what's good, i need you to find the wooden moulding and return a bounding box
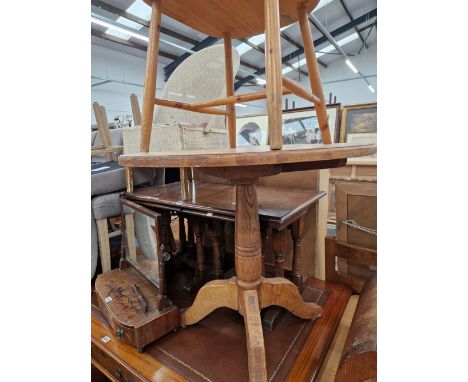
[95,265,178,352]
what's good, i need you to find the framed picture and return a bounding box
[236,114,269,146]
[339,103,377,143]
[236,103,341,146]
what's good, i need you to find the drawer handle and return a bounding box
[115,368,122,379]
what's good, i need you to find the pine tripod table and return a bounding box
[121,0,377,380]
[119,145,376,381]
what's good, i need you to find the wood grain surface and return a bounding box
[142,0,320,39]
[119,143,377,168]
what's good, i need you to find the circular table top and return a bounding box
[118,143,377,168]
[144,0,320,39]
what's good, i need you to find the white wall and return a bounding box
[91,44,165,125]
[91,41,376,123]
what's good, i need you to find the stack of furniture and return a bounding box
[91,102,123,161]
[92,1,376,381]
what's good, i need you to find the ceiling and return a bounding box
[91,0,377,90]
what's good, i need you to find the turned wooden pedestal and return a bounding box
[179,177,322,381]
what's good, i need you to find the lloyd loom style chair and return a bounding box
[118,1,377,381]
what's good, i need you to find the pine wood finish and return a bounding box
[142,0,320,39]
[297,6,331,144]
[265,0,284,149]
[130,94,142,126]
[92,103,123,160]
[119,144,376,169]
[140,0,162,153]
[224,32,236,148]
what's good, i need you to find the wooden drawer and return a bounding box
[92,341,144,382]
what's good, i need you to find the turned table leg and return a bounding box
[183,219,206,294]
[178,214,187,254]
[291,217,305,291]
[209,222,224,279]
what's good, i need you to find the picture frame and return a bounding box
[235,103,342,146]
[339,103,377,144]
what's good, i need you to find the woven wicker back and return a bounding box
[155,45,240,149]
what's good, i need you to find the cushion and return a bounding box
[94,128,123,146]
[91,192,122,220]
[91,162,126,197]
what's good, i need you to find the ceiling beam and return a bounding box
[309,14,374,92]
[338,0,368,49]
[280,32,327,69]
[239,38,310,76]
[234,8,377,90]
[357,23,375,55]
[91,0,199,45]
[91,29,178,60]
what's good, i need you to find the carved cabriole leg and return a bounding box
[290,217,305,291]
[140,0,162,152]
[259,278,322,319]
[240,289,267,382]
[297,4,332,144]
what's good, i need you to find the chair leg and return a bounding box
[264,0,283,150]
[297,5,332,144]
[96,218,111,273]
[290,217,305,291]
[140,0,162,152]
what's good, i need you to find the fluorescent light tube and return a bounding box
[255,78,266,85]
[345,59,358,74]
[368,85,375,93]
[92,16,149,42]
